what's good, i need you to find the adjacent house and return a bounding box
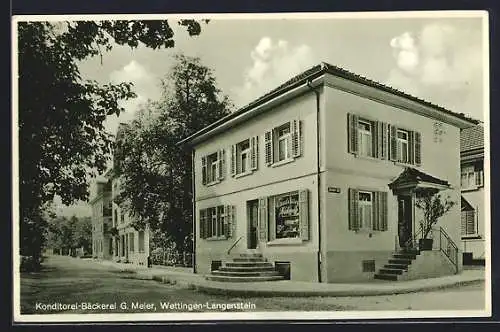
[460,125,485,264]
[178,62,478,283]
[89,178,113,260]
[108,123,151,266]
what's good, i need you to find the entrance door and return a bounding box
[247,200,259,249]
[398,196,413,249]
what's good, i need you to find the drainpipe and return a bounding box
[191,149,197,273]
[307,80,322,283]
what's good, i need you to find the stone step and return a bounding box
[384,263,409,270]
[225,261,274,268]
[211,270,280,277]
[388,258,412,265]
[379,268,404,275]
[232,257,267,262]
[393,253,417,260]
[205,275,285,282]
[219,266,276,273]
[239,253,263,258]
[374,273,398,281]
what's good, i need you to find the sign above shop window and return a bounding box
[328,187,341,193]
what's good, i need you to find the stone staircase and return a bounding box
[206,252,285,282]
[374,249,420,281]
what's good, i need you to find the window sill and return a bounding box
[266,238,303,246]
[205,236,228,241]
[353,229,385,235]
[234,171,253,179]
[462,186,480,192]
[205,180,221,187]
[462,235,482,240]
[393,161,417,167]
[354,154,380,162]
[271,158,294,168]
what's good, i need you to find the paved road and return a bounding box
[20,255,486,315]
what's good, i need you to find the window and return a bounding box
[202,149,225,185]
[260,190,309,242]
[461,165,483,190]
[348,188,388,232]
[358,191,373,230]
[358,120,374,157]
[397,129,409,163]
[129,233,135,252]
[138,231,145,252]
[120,213,125,224]
[348,113,421,166]
[231,137,258,176]
[114,210,118,227]
[200,205,235,239]
[265,119,302,166]
[274,191,300,239]
[461,208,477,236]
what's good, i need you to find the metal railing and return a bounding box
[226,236,243,255]
[438,226,459,274]
[150,251,194,268]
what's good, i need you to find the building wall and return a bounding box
[461,173,486,259]
[321,84,463,280]
[194,91,321,282]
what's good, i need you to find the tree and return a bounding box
[46,215,93,255]
[115,54,233,253]
[415,192,455,239]
[17,19,207,266]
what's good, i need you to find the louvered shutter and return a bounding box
[379,122,388,159]
[230,145,236,176]
[389,125,397,161]
[218,149,225,180]
[372,192,379,231]
[265,131,273,166]
[201,156,207,185]
[299,190,310,241]
[408,131,415,165]
[476,170,484,187]
[258,197,268,242]
[414,131,422,166]
[461,211,467,235]
[199,209,206,239]
[379,191,388,231]
[372,121,379,158]
[348,188,359,231]
[230,206,236,238]
[348,113,359,154]
[251,136,258,170]
[292,119,302,158]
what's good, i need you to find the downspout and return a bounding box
[191,149,197,273]
[307,80,322,283]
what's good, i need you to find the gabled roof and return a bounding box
[461,125,484,152]
[389,167,450,189]
[178,62,480,146]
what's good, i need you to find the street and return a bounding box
[20,255,486,314]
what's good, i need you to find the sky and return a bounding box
[60,12,487,216]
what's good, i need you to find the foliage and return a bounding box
[415,192,455,239]
[17,19,206,263]
[46,215,93,254]
[114,54,233,253]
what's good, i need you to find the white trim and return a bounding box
[271,158,294,168]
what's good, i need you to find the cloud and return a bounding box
[386,23,484,120]
[233,37,318,107]
[105,60,161,134]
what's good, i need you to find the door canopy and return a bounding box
[388,167,451,196]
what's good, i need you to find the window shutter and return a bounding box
[348,113,359,154]
[218,149,225,180]
[348,188,359,231]
[265,131,273,166]
[230,144,236,176]
[476,170,483,187]
[372,121,378,158]
[224,205,230,238]
[299,190,310,241]
[372,192,379,231]
[292,119,302,158]
[379,122,388,159]
[230,206,236,238]
[201,156,207,185]
[379,191,388,231]
[461,211,467,235]
[258,197,268,242]
[408,131,415,165]
[414,131,422,166]
[251,136,258,170]
[268,199,276,241]
[389,125,397,161]
[199,209,206,239]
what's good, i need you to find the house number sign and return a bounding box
[328,187,341,193]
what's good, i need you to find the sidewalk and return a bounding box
[93,258,485,297]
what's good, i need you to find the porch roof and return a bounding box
[388,167,450,191]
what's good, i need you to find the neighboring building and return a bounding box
[460,125,485,264]
[89,178,113,260]
[178,62,478,283]
[108,123,151,266]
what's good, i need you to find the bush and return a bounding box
[20,255,37,272]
